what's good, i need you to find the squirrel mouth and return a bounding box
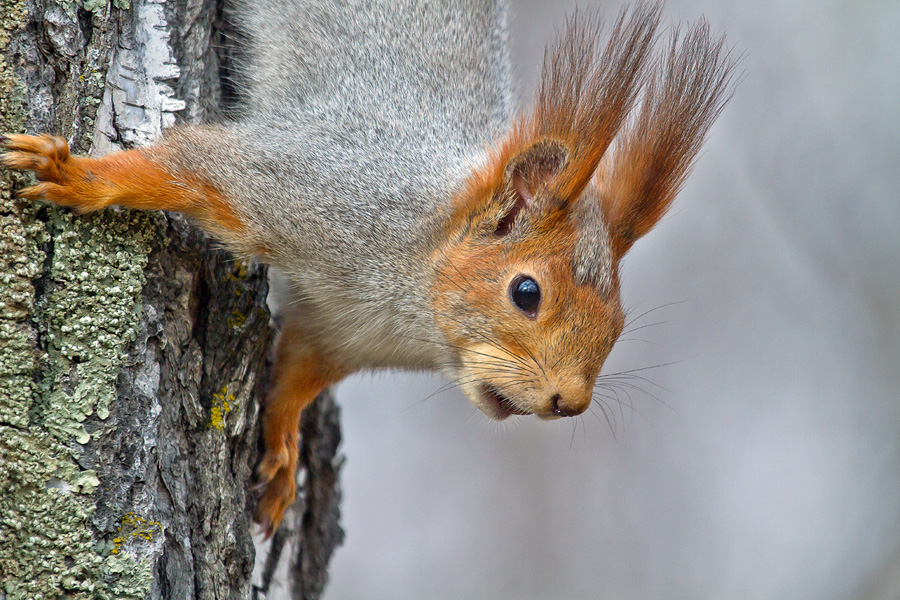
[480,384,530,420]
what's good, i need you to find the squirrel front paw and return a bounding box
[1,133,109,213]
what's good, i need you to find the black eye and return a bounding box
[509,275,541,317]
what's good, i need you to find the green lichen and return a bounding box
[82,0,105,12]
[0,425,107,599]
[0,206,160,600]
[0,210,42,429]
[0,207,159,599]
[0,2,156,596]
[0,0,38,433]
[38,209,151,443]
[0,0,26,134]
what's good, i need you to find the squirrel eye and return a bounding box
[509,275,541,316]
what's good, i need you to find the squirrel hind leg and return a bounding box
[254,319,346,538]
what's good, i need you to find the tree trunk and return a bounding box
[0,0,343,598]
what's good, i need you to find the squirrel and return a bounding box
[1,0,736,537]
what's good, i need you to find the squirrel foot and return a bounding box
[253,328,343,539]
[254,451,298,539]
[254,407,302,538]
[256,426,296,485]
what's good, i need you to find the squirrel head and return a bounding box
[428,5,736,420]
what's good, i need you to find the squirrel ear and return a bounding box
[599,21,738,259]
[507,141,569,207]
[492,141,567,236]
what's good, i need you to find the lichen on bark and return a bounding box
[0,207,160,600]
[0,1,160,597]
[1,0,344,597]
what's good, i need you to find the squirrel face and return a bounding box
[430,143,626,420]
[431,239,625,420]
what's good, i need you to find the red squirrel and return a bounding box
[1,1,736,537]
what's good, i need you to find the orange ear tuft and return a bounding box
[459,3,662,223]
[527,3,661,203]
[598,20,739,259]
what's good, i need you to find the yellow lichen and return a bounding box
[226,309,246,329]
[208,385,235,430]
[110,512,162,555]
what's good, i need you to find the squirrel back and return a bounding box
[232,0,514,226]
[236,0,513,144]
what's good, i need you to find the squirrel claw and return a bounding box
[255,443,291,484]
[0,133,69,163]
[0,134,98,211]
[253,464,296,540]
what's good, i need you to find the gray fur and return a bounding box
[572,193,615,294]
[162,0,513,371]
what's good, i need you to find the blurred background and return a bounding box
[322,1,900,598]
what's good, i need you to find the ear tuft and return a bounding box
[532,3,662,202]
[599,20,739,259]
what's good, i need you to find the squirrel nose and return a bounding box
[550,394,582,418]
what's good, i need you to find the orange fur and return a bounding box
[255,320,346,539]
[598,22,738,258]
[0,134,243,234]
[430,207,624,418]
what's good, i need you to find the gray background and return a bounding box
[323,1,900,598]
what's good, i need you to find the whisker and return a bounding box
[440,315,535,370]
[435,268,470,294]
[601,359,681,377]
[590,401,618,439]
[621,319,674,336]
[622,299,690,330]
[399,333,534,373]
[601,372,671,393]
[613,336,659,346]
[596,384,631,425]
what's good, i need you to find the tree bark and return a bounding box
[0,0,343,598]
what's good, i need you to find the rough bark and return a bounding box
[0,0,343,598]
